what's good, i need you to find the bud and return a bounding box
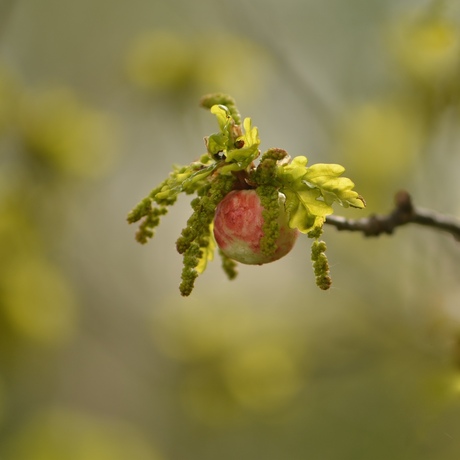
[213,189,298,265]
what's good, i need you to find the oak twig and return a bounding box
[326,190,460,242]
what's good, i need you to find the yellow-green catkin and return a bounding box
[219,249,238,280]
[177,174,235,296]
[311,240,331,290]
[256,185,280,257]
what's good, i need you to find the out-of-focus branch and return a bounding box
[326,190,460,241]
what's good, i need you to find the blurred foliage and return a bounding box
[125,29,272,100]
[152,300,308,424]
[17,87,117,178]
[0,70,117,180]
[388,8,460,98]
[0,42,121,455]
[0,67,118,347]
[2,255,77,345]
[1,407,162,460]
[335,99,425,206]
[333,2,460,209]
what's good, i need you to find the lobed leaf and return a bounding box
[283,189,323,233]
[206,132,228,156]
[278,156,364,233]
[210,104,231,130]
[304,163,365,208]
[206,107,261,175]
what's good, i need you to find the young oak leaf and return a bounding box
[225,119,260,163]
[210,107,261,175]
[303,163,366,208]
[206,133,228,156]
[211,104,231,130]
[277,156,365,233]
[283,188,323,233]
[276,156,320,232]
[206,105,233,156]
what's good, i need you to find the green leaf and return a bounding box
[195,223,216,274]
[205,105,235,156]
[241,117,260,148]
[204,108,261,175]
[278,155,309,184]
[206,132,228,155]
[283,187,329,233]
[224,117,260,169]
[210,104,231,131]
[296,187,333,216]
[226,145,256,163]
[304,163,345,178]
[278,156,365,233]
[303,163,365,208]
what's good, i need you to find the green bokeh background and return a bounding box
[1,0,460,458]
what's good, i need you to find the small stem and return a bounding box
[231,169,256,190]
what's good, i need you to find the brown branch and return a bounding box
[325,190,460,242]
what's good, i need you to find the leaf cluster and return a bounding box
[127,93,365,295]
[277,156,365,234]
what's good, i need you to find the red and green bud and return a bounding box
[213,189,298,265]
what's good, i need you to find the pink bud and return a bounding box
[213,189,298,265]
